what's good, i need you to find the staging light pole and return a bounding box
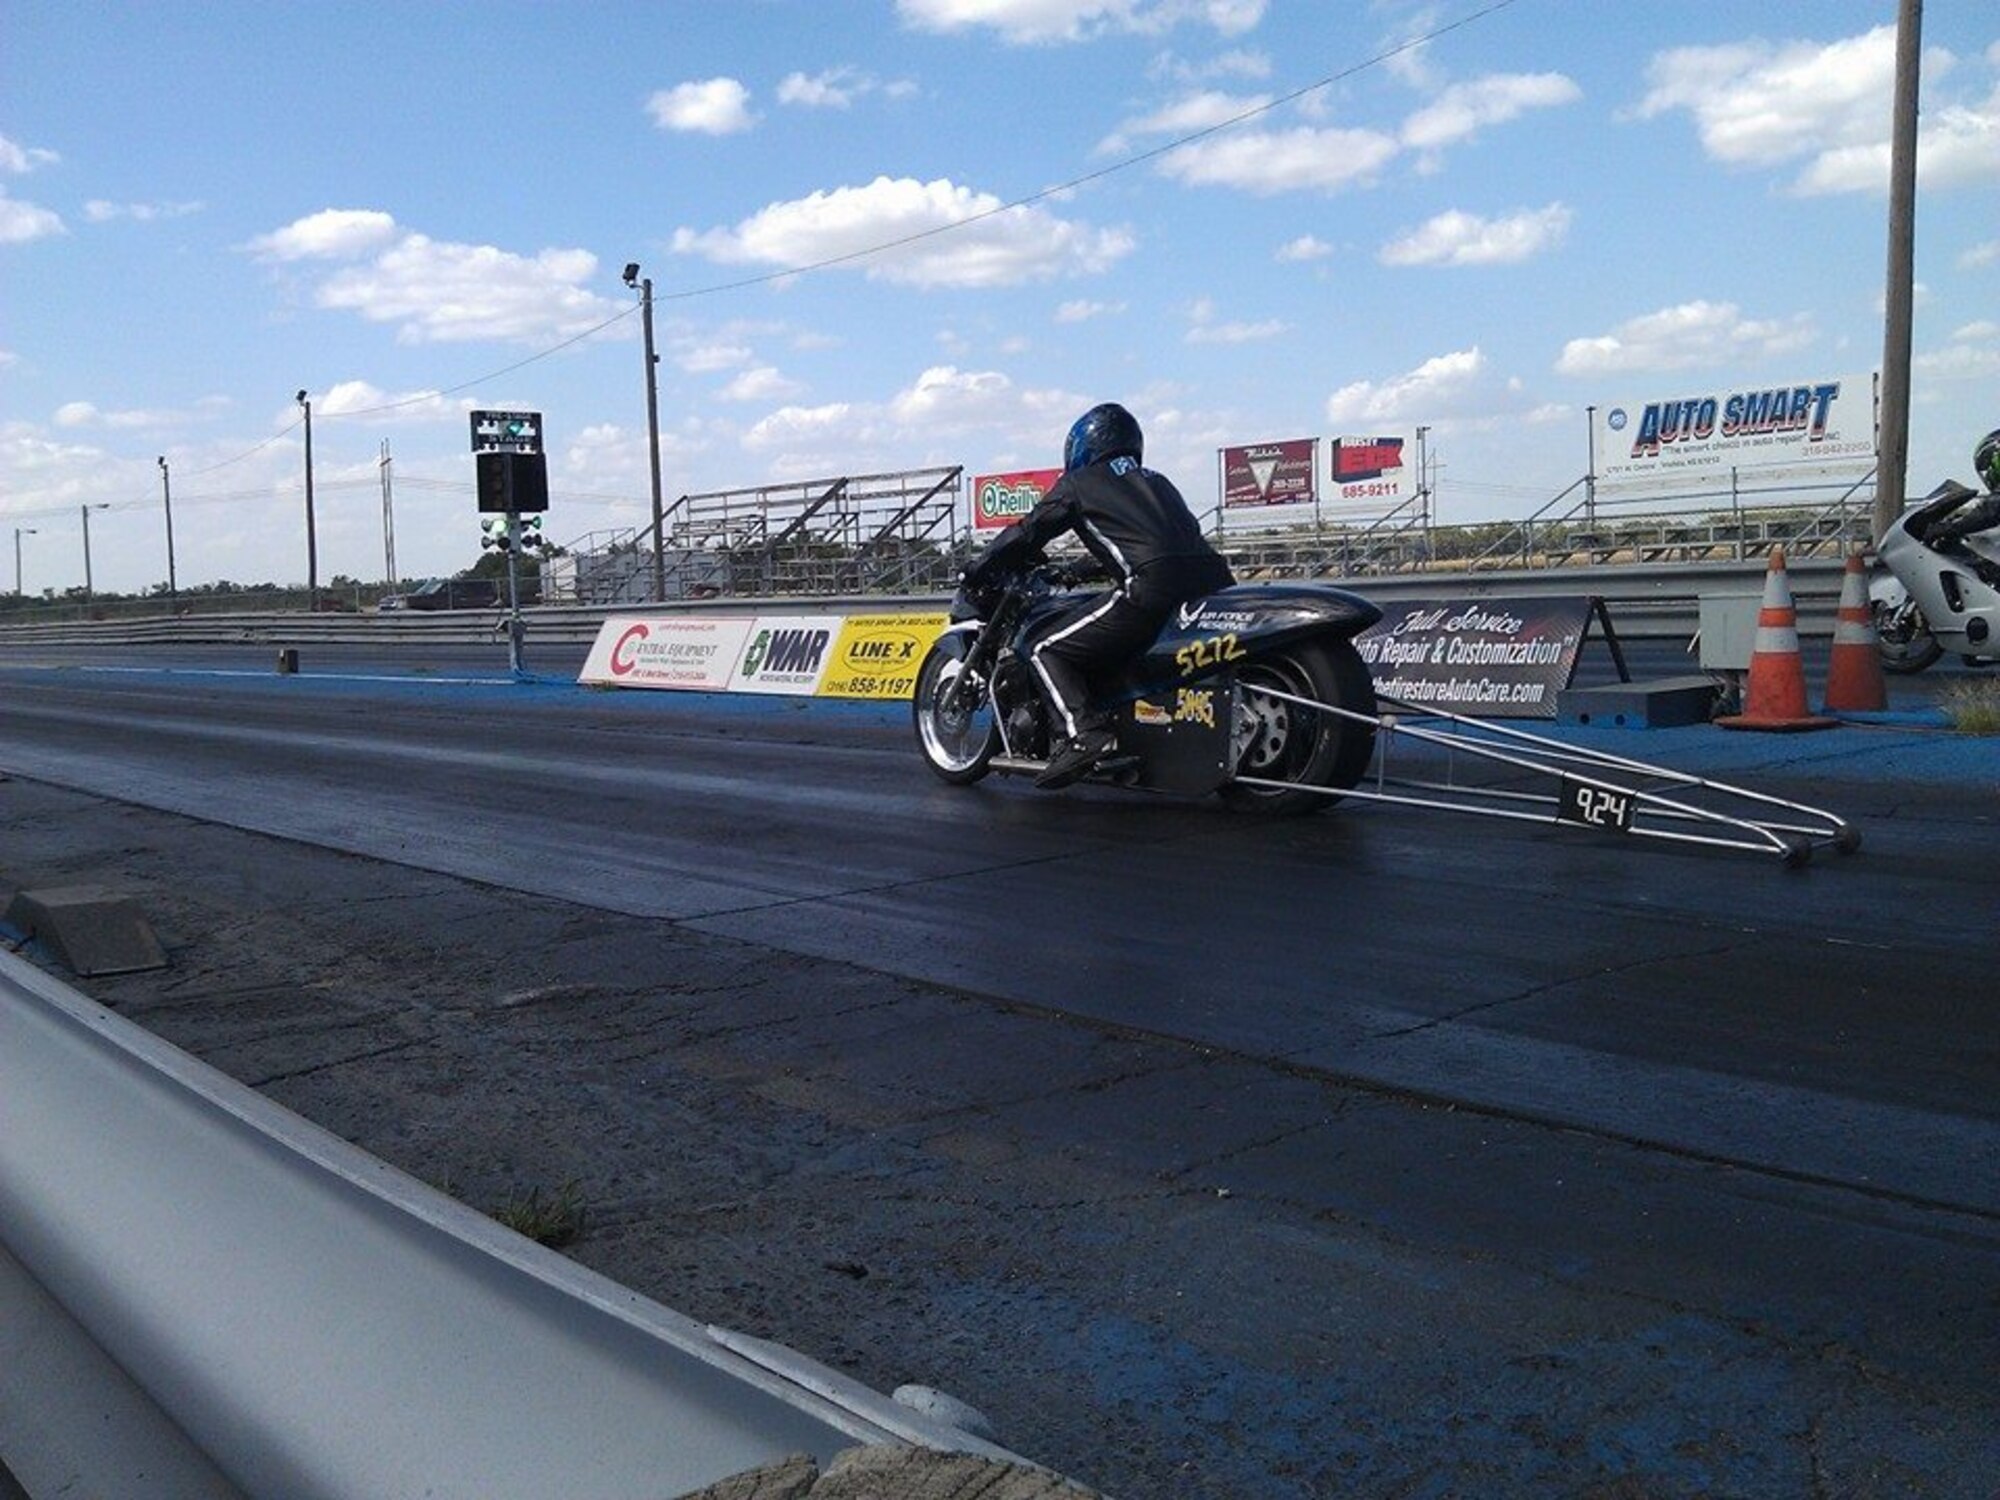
[158,455,178,603]
[80,502,109,601]
[296,389,320,609]
[13,527,36,596]
[623,261,667,603]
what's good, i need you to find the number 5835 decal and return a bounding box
[1174,632,1247,676]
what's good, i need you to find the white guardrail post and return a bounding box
[0,950,1012,1499]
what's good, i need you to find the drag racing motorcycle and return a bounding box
[912,560,1381,813]
[1871,479,2000,673]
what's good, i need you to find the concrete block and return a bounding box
[3,886,167,976]
[1557,675,1720,729]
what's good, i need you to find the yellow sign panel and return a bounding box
[816,612,949,700]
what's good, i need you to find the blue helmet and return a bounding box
[1063,402,1143,473]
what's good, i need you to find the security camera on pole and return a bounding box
[470,409,549,678]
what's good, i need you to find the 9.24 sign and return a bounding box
[1557,775,1635,833]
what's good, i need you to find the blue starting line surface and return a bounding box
[9,661,1994,789]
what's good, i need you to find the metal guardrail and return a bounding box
[0,559,1855,655]
[0,949,1010,1498]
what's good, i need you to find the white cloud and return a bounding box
[53,399,217,430]
[676,342,753,373]
[0,135,59,173]
[1055,298,1124,322]
[0,190,64,243]
[1554,300,1816,376]
[249,208,400,261]
[721,366,805,402]
[1275,235,1332,262]
[314,380,461,422]
[1913,343,2000,382]
[248,212,622,344]
[1379,204,1570,267]
[1959,239,2000,268]
[1148,47,1271,84]
[896,0,1264,45]
[1097,89,1271,155]
[1187,298,1284,343]
[1952,320,2000,342]
[1160,125,1399,194]
[1793,84,2000,195]
[778,68,906,109]
[647,78,757,135]
[672,175,1134,288]
[84,199,203,223]
[1400,72,1582,152]
[1635,27,2000,196]
[315,235,619,343]
[1187,318,1284,344]
[1327,348,1488,424]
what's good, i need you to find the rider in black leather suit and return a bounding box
[963,403,1234,788]
[1929,427,2000,586]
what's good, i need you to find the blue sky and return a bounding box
[3,0,1996,597]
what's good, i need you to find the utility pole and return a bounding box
[80,503,108,600]
[13,527,35,595]
[1874,0,1922,544]
[158,456,178,603]
[379,439,398,585]
[296,390,320,609]
[624,262,667,602]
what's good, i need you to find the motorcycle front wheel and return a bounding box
[1873,597,1942,674]
[1219,640,1378,815]
[912,640,1000,784]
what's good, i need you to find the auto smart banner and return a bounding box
[972,468,1061,529]
[1596,373,1876,487]
[1221,439,1317,508]
[1355,597,1595,719]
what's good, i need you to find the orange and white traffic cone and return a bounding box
[1822,550,1888,713]
[1716,547,1837,732]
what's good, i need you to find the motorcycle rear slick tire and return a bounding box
[912,639,1000,785]
[1219,640,1377,815]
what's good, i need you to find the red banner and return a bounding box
[1330,435,1410,503]
[971,468,1061,529]
[1221,439,1317,508]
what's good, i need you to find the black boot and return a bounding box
[1035,725,1118,789]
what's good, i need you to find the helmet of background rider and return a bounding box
[1062,403,1144,474]
[1976,428,2000,492]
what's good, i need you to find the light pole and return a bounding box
[296,389,319,609]
[81,502,109,601]
[1874,0,1922,544]
[13,527,35,595]
[623,261,666,602]
[158,455,178,603]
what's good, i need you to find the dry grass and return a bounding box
[1941,677,2000,734]
[492,1180,588,1248]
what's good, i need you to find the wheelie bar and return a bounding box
[1233,683,1860,868]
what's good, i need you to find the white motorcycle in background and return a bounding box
[1870,479,2000,673]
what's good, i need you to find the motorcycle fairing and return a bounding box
[1012,580,1381,706]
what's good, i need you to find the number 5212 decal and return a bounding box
[1175,632,1247,676]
